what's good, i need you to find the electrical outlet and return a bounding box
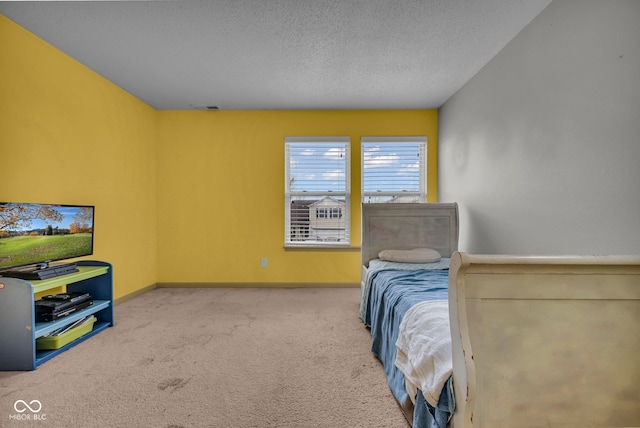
[260,258,267,268]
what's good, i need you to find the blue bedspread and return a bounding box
[366,268,453,428]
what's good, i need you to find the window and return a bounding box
[361,137,426,203]
[285,137,350,246]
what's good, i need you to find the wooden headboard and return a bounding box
[361,203,459,267]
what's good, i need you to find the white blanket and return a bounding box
[395,300,452,407]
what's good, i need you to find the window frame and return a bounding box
[361,136,427,204]
[284,137,351,247]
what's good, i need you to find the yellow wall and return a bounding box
[156,110,438,284]
[0,15,158,300]
[1,15,439,294]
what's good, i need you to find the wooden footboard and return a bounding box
[448,252,640,428]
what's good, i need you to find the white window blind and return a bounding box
[285,137,350,246]
[361,137,426,203]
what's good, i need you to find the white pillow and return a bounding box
[378,248,442,264]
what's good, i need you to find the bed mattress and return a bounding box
[362,260,454,428]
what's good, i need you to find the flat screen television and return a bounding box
[0,202,95,272]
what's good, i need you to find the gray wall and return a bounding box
[438,0,640,255]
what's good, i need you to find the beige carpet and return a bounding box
[0,288,408,428]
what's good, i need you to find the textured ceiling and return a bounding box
[0,0,551,110]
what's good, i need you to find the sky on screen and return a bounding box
[14,205,83,231]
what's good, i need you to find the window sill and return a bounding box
[284,245,361,252]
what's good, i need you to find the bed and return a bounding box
[360,202,459,427]
[360,203,640,428]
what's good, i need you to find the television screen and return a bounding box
[0,202,95,270]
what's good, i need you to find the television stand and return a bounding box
[0,261,113,370]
